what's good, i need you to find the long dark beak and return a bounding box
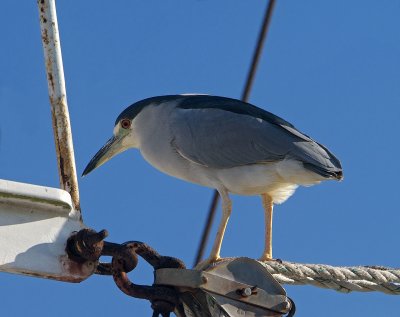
[82,135,125,176]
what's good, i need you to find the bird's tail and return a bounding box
[297,140,343,181]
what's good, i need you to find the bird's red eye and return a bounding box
[120,119,131,129]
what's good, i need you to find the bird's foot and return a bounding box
[258,254,282,263]
[258,253,274,262]
[194,256,224,271]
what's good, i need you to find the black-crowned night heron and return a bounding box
[83,95,343,267]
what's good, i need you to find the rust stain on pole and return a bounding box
[37,0,81,212]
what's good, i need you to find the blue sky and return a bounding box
[1,1,399,316]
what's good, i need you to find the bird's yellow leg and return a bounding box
[260,193,274,261]
[195,189,232,270]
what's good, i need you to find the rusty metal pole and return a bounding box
[37,0,81,212]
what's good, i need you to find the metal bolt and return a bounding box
[237,285,258,297]
[242,288,252,297]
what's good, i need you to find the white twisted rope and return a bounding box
[211,258,400,294]
[260,260,400,295]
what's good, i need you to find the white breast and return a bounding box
[132,104,214,186]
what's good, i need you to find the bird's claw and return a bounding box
[194,256,224,271]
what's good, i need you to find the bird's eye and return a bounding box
[120,119,131,129]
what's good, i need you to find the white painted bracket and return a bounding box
[0,179,95,282]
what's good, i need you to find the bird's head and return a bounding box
[82,107,140,177]
[82,95,192,176]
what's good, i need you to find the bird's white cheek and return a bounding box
[121,131,139,149]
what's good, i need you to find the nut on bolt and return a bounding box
[66,228,108,263]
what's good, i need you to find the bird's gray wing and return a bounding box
[169,102,342,179]
[170,107,294,168]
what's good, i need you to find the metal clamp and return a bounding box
[155,258,295,317]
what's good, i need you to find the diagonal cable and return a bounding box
[193,0,277,267]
